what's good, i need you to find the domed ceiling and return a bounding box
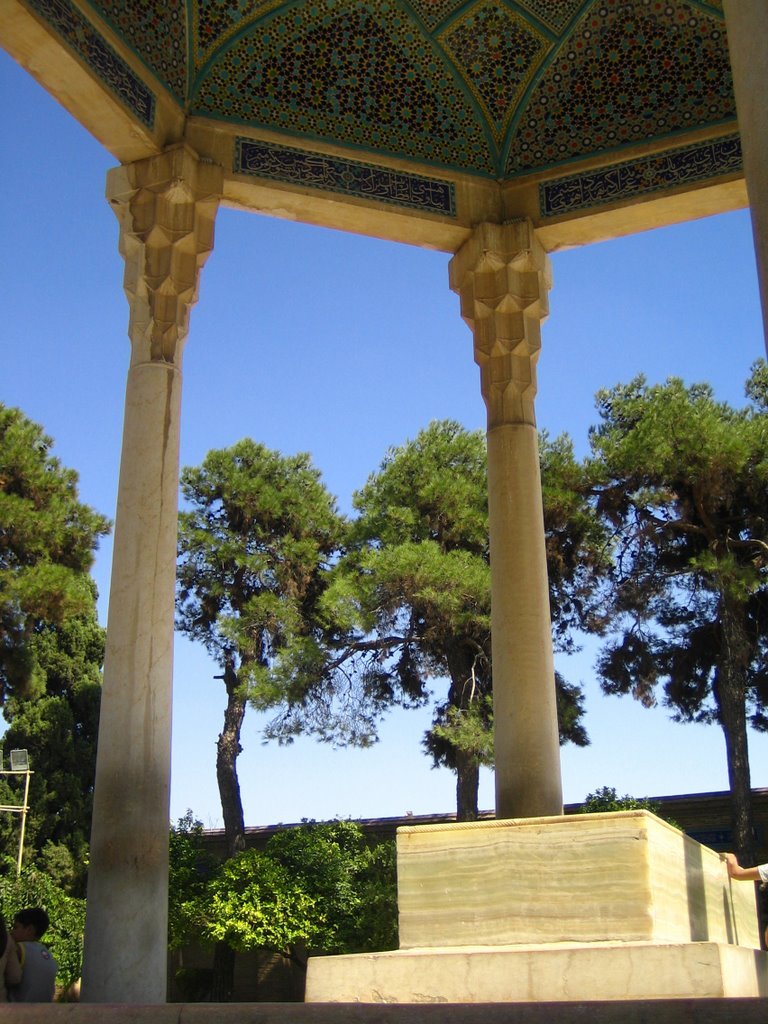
[22,0,734,182]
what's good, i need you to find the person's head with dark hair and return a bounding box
[11,908,49,941]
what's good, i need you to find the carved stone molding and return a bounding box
[107,145,223,364]
[449,219,552,428]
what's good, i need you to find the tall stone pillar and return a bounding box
[723,0,768,349]
[81,145,222,1004]
[449,220,562,820]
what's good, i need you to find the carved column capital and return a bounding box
[449,220,552,428]
[106,145,223,365]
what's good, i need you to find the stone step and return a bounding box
[5,1002,768,1024]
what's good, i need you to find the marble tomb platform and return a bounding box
[305,811,768,1003]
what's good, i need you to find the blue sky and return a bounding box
[2,48,766,829]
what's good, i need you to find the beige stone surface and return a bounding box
[723,1,768,347]
[2,0,749,258]
[81,148,222,1004]
[305,942,768,1003]
[0,0,182,161]
[5,1001,768,1023]
[307,813,767,1003]
[449,223,562,822]
[396,812,759,949]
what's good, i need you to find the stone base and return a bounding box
[395,811,760,948]
[306,812,768,1003]
[305,941,768,1003]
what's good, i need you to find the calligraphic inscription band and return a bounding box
[540,134,743,218]
[234,138,457,217]
[25,0,156,127]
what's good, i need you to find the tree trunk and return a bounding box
[719,684,754,864]
[211,658,247,1001]
[718,683,755,864]
[446,651,485,822]
[456,750,480,822]
[216,659,247,857]
[210,942,236,1002]
[716,598,755,865]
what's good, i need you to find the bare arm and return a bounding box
[4,936,22,987]
[725,853,762,881]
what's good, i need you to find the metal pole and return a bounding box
[16,770,31,877]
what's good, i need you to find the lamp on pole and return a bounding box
[0,749,33,876]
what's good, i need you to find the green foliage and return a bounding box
[349,420,489,553]
[0,868,85,989]
[579,787,680,830]
[588,363,768,859]
[345,837,398,953]
[555,674,589,748]
[298,421,604,817]
[177,440,343,670]
[0,404,110,699]
[177,439,345,717]
[177,440,345,850]
[429,696,495,767]
[0,602,103,891]
[171,819,398,960]
[168,811,219,950]
[0,404,107,887]
[540,431,613,653]
[579,786,661,815]
[263,820,398,954]
[203,850,320,954]
[267,424,490,750]
[315,421,493,816]
[590,366,768,713]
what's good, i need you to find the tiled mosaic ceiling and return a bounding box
[75,0,733,180]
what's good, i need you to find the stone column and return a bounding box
[723,0,768,349]
[81,145,222,1004]
[449,220,562,820]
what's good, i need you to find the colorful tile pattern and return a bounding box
[235,137,457,215]
[193,0,495,175]
[194,0,262,55]
[191,0,283,69]
[539,132,742,216]
[440,1,548,143]
[86,0,187,101]
[517,0,586,34]
[505,0,735,177]
[29,0,156,125]
[407,0,473,33]
[35,0,736,197]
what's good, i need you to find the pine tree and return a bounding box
[0,403,109,887]
[589,363,768,862]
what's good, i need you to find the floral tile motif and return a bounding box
[504,0,734,177]
[440,1,549,143]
